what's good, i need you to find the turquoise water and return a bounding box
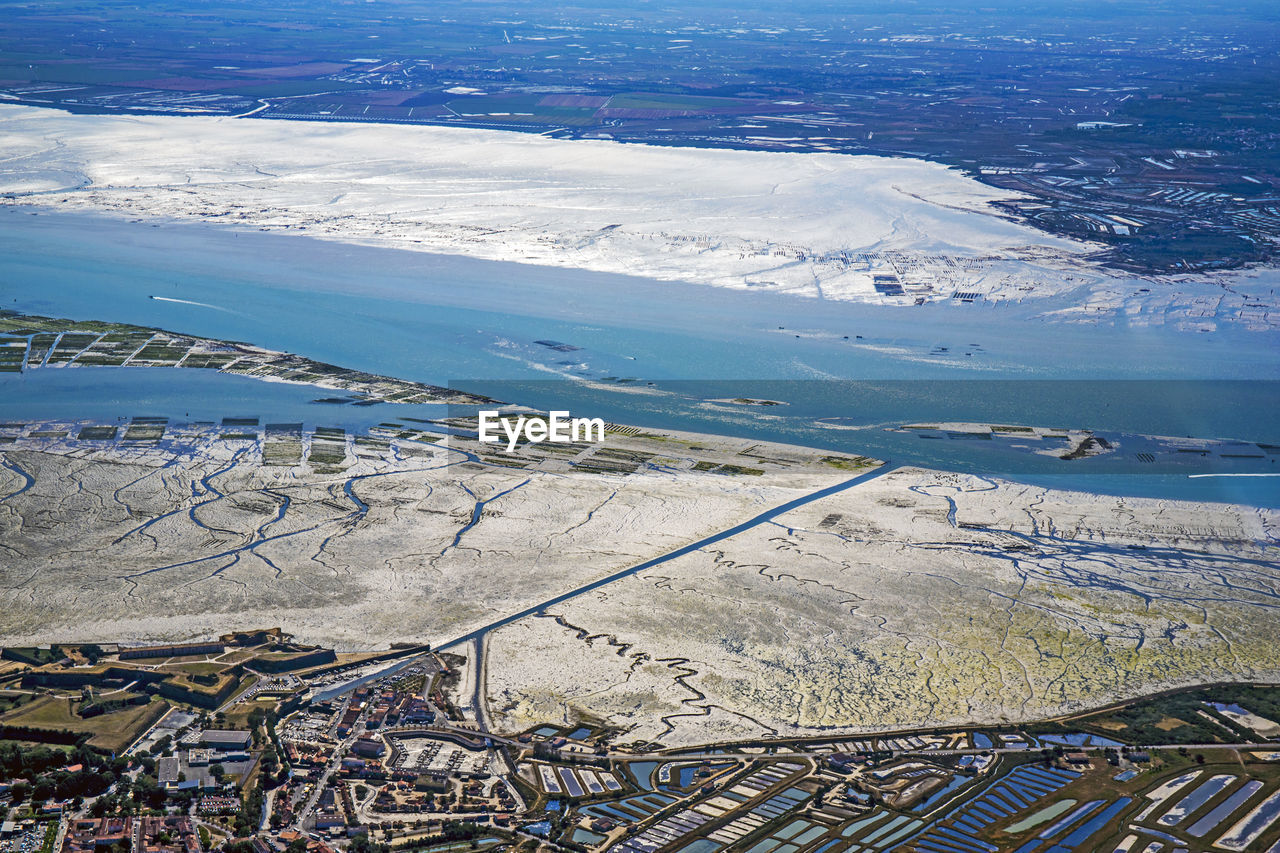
[0,365,447,430]
[910,774,972,813]
[1036,733,1125,748]
[6,209,1278,383]
[625,762,659,791]
[673,841,721,853]
[3,208,1279,505]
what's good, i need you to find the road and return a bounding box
[260,788,275,833]
[408,724,1275,762]
[50,815,67,853]
[291,724,364,831]
[297,464,895,746]
[411,464,895,733]
[309,652,437,705]
[434,464,896,655]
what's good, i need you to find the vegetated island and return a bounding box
[0,310,494,406]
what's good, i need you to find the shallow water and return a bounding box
[2,207,1279,505]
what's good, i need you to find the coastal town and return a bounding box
[1,3,1278,853]
[4,633,1280,853]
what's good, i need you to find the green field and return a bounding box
[0,694,169,752]
[160,661,230,677]
[1031,684,1280,745]
[606,92,750,110]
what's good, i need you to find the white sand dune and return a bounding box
[0,103,1096,303]
[3,103,1277,328]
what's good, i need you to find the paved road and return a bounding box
[424,465,895,734]
[299,464,896,748]
[51,815,67,853]
[292,725,363,832]
[260,788,275,833]
[435,464,896,654]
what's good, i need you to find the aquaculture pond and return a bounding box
[626,762,660,791]
[1003,799,1077,834]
